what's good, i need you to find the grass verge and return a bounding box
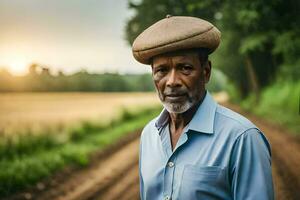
[240,81,300,134]
[0,106,162,197]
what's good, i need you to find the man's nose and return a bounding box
[166,69,181,87]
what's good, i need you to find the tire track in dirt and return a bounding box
[272,163,294,200]
[93,164,140,200]
[52,139,140,200]
[6,132,141,200]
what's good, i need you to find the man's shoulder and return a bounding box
[143,117,157,130]
[215,104,258,136]
[214,104,271,154]
[140,117,159,139]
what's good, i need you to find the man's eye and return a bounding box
[155,68,168,74]
[181,65,193,72]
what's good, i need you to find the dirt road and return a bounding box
[7,105,300,200]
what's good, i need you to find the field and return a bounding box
[0,92,161,197]
[0,92,160,136]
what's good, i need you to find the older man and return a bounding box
[132,16,274,200]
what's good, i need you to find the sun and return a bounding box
[8,59,29,76]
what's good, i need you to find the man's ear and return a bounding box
[204,61,212,83]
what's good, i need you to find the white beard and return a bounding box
[156,86,200,114]
[162,100,194,113]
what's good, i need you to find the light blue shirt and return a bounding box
[139,92,274,200]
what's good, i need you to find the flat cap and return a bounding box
[132,15,221,65]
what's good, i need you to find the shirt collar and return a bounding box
[155,91,217,134]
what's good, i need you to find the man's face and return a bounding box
[152,50,211,113]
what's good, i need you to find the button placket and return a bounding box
[163,153,178,200]
[162,126,188,200]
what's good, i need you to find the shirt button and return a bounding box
[164,195,171,200]
[167,161,174,168]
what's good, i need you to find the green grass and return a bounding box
[240,80,300,134]
[0,106,162,197]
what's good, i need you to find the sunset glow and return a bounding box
[9,62,28,76]
[5,57,29,76]
[0,0,148,76]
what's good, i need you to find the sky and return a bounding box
[0,0,150,76]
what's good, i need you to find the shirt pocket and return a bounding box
[178,165,229,200]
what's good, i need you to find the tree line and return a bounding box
[0,63,155,92]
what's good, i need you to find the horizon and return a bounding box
[0,62,152,77]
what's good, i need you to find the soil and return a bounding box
[4,104,300,200]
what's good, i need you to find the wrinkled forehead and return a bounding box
[152,49,200,67]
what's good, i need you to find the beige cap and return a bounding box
[132,15,221,65]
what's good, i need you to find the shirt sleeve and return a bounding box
[230,128,274,200]
[139,133,145,200]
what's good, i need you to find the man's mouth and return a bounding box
[164,93,187,101]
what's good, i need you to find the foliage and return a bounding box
[0,106,162,197]
[225,82,242,104]
[241,80,300,134]
[207,69,227,92]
